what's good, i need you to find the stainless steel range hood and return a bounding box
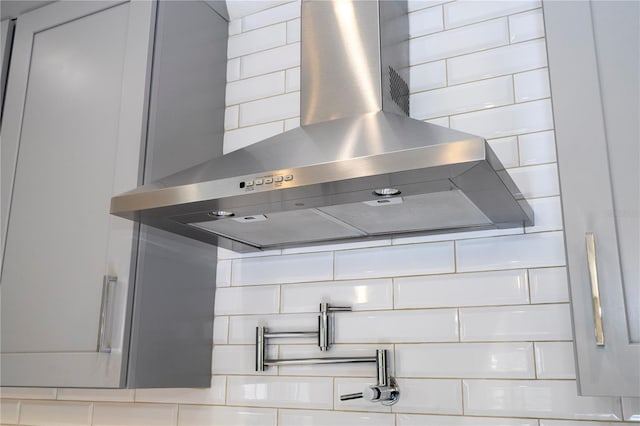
[111,0,533,252]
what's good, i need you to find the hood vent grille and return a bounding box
[389,66,410,116]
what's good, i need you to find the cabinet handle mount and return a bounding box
[97,275,117,353]
[585,232,605,346]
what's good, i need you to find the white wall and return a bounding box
[1,1,639,425]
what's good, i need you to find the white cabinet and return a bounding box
[1,0,153,388]
[1,0,226,388]
[544,1,639,396]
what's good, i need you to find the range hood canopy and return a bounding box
[111,0,533,252]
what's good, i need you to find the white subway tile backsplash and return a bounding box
[393,227,523,245]
[426,116,450,127]
[242,1,300,32]
[525,196,563,234]
[508,163,560,199]
[450,99,553,139]
[463,379,622,420]
[241,43,300,79]
[534,342,576,379]
[226,72,285,105]
[519,130,557,166]
[218,246,282,260]
[514,68,550,103]
[411,18,509,64]
[280,278,392,313]
[412,76,514,120]
[228,23,286,58]
[529,267,569,304]
[223,121,283,154]
[229,313,316,344]
[278,344,393,377]
[397,414,538,426]
[0,400,19,425]
[444,1,540,29]
[488,136,519,169]
[509,9,545,43]
[213,316,229,344]
[286,18,301,43]
[227,376,333,409]
[56,388,134,402]
[212,345,277,375]
[227,57,241,82]
[396,342,535,378]
[134,377,226,405]
[408,0,449,13]
[391,379,463,415]
[335,309,459,343]
[334,242,454,280]
[283,117,300,131]
[622,398,640,421]
[19,401,92,426]
[178,405,276,426]
[216,260,232,287]
[279,409,394,426]
[282,239,390,255]
[0,387,56,400]
[226,1,291,21]
[239,92,300,126]
[409,61,446,93]
[215,285,280,315]
[448,39,547,85]
[228,19,242,36]
[224,106,239,130]
[394,270,529,309]
[92,403,178,426]
[460,304,572,342]
[409,6,443,38]
[456,231,565,272]
[285,67,300,92]
[232,251,333,285]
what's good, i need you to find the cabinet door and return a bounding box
[0,1,154,387]
[544,1,640,396]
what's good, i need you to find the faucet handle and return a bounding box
[339,392,363,401]
[340,380,400,405]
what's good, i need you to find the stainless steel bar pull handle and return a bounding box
[585,232,605,346]
[97,275,117,353]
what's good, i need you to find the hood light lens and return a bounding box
[208,210,235,218]
[374,188,401,196]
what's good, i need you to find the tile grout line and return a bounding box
[460,378,465,415]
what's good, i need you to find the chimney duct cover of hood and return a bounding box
[111,0,533,252]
